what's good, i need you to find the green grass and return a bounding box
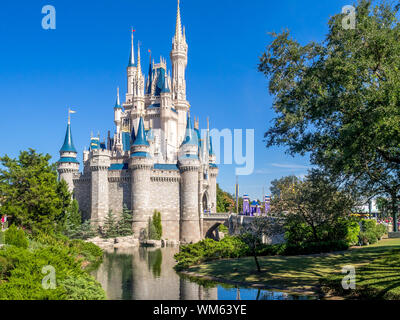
[321,248,400,299]
[186,238,400,294]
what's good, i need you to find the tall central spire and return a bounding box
[175,0,182,42]
[128,29,135,67]
[137,42,142,76]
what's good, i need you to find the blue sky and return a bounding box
[0,0,351,200]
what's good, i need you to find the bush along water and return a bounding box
[174,217,388,270]
[0,226,105,300]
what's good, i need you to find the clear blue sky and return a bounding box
[0,0,351,200]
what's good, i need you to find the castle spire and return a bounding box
[114,87,122,109]
[137,42,142,76]
[174,0,182,42]
[60,110,77,153]
[181,113,198,146]
[147,50,153,94]
[128,29,135,67]
[133,117,149,146]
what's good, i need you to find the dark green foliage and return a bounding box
[218,224,229,233]
[217,184,236,213]
[147,211,162,240]
[147,217,158,240]
[58,275,106,300]
[102,211,118,239]
[0,231,4,245]
[4,225,28,249]
[77,220,98,240]
[63,200,82,238]
[0,149,71,234]
[259,0,400,231]
[359,219,388,245]
[152,211,162,240]
[0,233,105,300]
[174,236,250,271]
[117,205,133,237]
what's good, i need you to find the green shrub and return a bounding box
[0,236,105,300]
[361,219,379,245]
[5,225,28,249]
[153,211,162,240]
[174,236,249,270]
[0,231,5,245]
[59,275,106,300]
[218,224,229,233]
[376,223,388,240]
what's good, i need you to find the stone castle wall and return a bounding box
[72,165,214,242]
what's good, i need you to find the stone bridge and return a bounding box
[202,213,255,240]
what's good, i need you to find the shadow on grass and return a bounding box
[187,241,400,294]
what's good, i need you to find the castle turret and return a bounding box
[178,115,201,243]
[90,143,111,224]
[171,0,188,101]
[114,87,123,152]
[129,116,153,238]
[208,119,218,213]
[127,30,137,98]
[57,111,80,193]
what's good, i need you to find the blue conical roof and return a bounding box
[181,115,198,146]
[209,134,215,156]
[60,123,77,153]
[132,117,149,146]
[146,60,153,94]
[131,124,136,144]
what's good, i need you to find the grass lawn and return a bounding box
[185,238,400,295]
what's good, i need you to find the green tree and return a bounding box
[117,205,134,237]
[0,149,71,234]
[78,220,97,240]
[239,216,283,272]
[63,200,82,238]
[216,184,235,213]
[259,0,400,231]
[270,175,300,199]
[102,211,118,239]
[152,211,162,240]
[271,171,359,243]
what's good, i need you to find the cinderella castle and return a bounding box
[56,1,218,244]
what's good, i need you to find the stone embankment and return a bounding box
[86,236,180,250]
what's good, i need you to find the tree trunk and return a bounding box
[253,250,261,272]
[392,197,398,232]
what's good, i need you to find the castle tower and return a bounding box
[127,29,137,98]
[208,119,218,213]
[114,87,123,152]
[178,115,201,243]
[57,110,80,194]
[171,0,190,145]
[130,116,154,238]
[90,144,111,224]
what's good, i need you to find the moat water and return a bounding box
[92,247,317,300]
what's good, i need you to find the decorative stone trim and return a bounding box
[90,166,109,171]
[151,176,180,183]
[108,176,131,183]
[179,166,200,173]
[58,168,79,174]
[130,164,153,170]
[73,177,91,184]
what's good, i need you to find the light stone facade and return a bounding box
[57,1,218,244]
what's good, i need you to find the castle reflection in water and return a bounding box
[92,247,218,300]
